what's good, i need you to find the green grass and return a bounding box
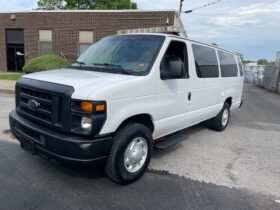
[0,73,24,81]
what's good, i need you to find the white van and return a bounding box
[9,33,244,184]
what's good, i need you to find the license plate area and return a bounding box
[20,137,35,154]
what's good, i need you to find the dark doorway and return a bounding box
[6,29,25,72]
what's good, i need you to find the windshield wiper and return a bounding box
[74,60,85,65]
[74,60,85,69]
[92,63,132,75]
[92,63,122,68]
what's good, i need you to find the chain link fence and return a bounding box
[244,64,280,93]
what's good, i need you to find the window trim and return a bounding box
[160,40,189,80]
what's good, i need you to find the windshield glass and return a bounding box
[71,35,165,75]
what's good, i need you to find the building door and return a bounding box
[6,29,25,72]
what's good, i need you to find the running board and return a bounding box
[154,131,188,150]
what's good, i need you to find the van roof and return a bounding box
[117,33,239,56]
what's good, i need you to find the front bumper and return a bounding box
[9,110,112,165]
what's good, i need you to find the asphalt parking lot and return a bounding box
[0,83,280,209]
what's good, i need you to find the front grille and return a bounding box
[19,87,54,124]
[16,78,74,132]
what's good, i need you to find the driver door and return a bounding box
[156,40,193,137]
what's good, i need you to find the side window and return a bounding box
[192,44,219,78]
[237,56,243,76]
[160,41,188,79]
[218,51,238,77]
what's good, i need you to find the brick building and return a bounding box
[0,10,184,72]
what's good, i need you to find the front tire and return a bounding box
[211,103,230,131]
[105,123,153,184]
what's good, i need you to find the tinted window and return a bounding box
[237,56,243,76]
[160,41,188,78]
[192,44,219,78]
[218,51,238,77]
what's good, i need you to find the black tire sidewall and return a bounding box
[107,123,153,184]
[220,103,230,130]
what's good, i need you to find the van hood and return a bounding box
[22,68,136,100]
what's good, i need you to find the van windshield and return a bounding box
[71,35,165,75]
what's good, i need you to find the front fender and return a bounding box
[99,96,157,135]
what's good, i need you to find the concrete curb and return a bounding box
[0,88,15,94]
[0,80,16,94]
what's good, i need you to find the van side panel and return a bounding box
[155,40,243,139]
[155,39,223,138]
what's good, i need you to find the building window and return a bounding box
[39,30,52,55]
[79,31,94,55]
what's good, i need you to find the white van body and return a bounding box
[10,33,244,184]
[24,34,244,138]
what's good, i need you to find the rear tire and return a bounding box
[105,123,153,185]
[211,103,230,131]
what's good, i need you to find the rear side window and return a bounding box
[237,56,243,76]
[192,44,219,78]
[218,51,238,77]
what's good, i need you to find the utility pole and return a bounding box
[179,0,184,13]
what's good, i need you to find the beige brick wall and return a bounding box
[0,11,175,71]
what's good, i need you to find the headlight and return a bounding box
[81,117,92,131]
[71,100,106,135]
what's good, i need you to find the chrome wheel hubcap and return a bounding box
[124,137,148,173]
[222,109,229,127]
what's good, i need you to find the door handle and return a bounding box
[188,92,192,102]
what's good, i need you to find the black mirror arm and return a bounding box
[160,70,170,80]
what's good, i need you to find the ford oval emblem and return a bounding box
[28,99,40,110]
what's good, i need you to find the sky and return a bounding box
[0,0,279,61]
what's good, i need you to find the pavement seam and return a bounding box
[147,168,280,200]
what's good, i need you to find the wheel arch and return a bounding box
[225,97,232,107]
[115,114,154,134]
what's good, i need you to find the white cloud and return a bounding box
[0,0,37,11]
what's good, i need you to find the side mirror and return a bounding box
[161,56,185,80]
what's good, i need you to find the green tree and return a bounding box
[37,0,64,9]
[37,0,137,10]
[238,53,254,64]
[268,61,276,66]
[242,60,253,64]
[257,59,268,65]
[211,43,218,46]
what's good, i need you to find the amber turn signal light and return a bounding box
[80,102,93,112]
[95,104,105,112]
